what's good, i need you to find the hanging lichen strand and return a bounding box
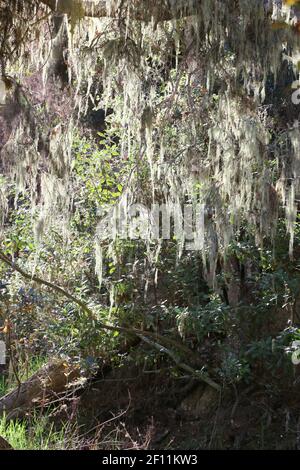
[0,1,300,284]
[88,0,300,285]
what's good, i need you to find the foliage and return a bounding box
[2,0,300,450]
[0,413,73,450]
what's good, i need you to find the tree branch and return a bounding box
[0,250,220,390]
[38,0,200,22]
[140,335,221,391]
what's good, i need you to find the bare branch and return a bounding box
[0,250,220,389]
[139,335,221,391]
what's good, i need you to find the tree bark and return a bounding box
[0,359,79,419]
[0,436,13,450]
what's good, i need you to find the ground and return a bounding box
[72,360,300,450]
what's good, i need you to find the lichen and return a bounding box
[1,0,300,289]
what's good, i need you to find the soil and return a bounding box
[74,361,300,450]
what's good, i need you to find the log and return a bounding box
[0,359,79,420]
[0,436,13,450]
